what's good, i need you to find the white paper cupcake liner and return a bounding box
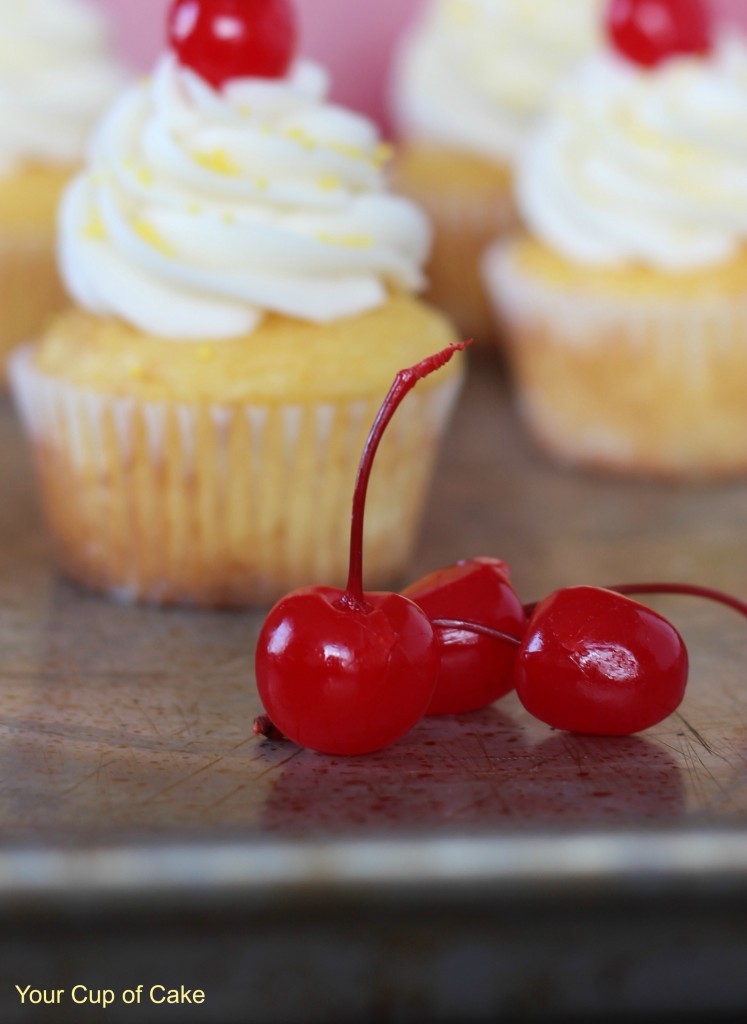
[10,345,464,606]
[484,240,747,477]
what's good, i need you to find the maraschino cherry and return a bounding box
[607,0,712,68]
[255,342,468,756]
[403,558,527,716]
[169,0,298,89]
[515,586,689,737]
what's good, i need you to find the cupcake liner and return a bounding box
[394,165,517,343]
[0,233,67,383]
[10,346,463,607]
[484,240,747,478]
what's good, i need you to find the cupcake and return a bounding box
[484,0,747,478]
[0,0,124,377]
[391,0,603,341]
[10,0,463,608]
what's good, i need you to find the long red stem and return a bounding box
[524,583,747,620]
[605,582,747,618]
[432,618,522,648]
[339,341,470,612]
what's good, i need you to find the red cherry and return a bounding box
[516,586,689,737]
[403,557,527,716]
[255,342,468,756]
[168,0,298,89]
[607,0,712,69]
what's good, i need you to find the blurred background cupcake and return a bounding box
[485,0,747,478]
[390,0,604,342]
[10,0,463,608]
[0,0,125,379]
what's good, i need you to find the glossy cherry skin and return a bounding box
[168,0,298,89]
[516,586,689,736]
[404,558,527,716]
[607,0,712,69]
[256,587,439,756]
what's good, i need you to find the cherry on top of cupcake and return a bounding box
[607,0,713,68]
[168,0,298,89]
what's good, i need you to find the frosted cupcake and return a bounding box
[485,0,747,478]
[10,0,463,608]
[0,0,124,377]
[391,0,602,340]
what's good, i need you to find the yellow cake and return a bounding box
[14,299,460,606]
[12,41,464,608]
[488,238,747,477]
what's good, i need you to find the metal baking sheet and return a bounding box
[2,356,747,1021]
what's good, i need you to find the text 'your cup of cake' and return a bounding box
[10,0,465,608]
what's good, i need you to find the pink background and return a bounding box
[100,0,747,128]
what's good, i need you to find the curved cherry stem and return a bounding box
[432,618,522,648]
[606,583,747,619]
[524,582,747,620]
[339,340,470,613]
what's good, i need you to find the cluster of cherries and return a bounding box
[167,0,714,93]
[254,344,747,755]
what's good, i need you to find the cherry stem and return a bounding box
[431,618,522,648]
[339,340,471,613]
[523,582,747,620]
[606,582,747,619]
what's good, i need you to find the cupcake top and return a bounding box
[0,0,125,175]
[60,12,432,342]
[393,0,603,165]
[517,31,747,271]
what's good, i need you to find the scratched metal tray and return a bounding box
[3,360,747,1022]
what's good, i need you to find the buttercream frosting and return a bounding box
[393,0,603,164]
[517,35,747,271]
[0,0,125,174]
[60,55,431,340]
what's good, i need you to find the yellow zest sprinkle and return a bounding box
[193,148,241,176]
[318,174,341,192]
[239,104,253,118]
[197,345,214,362]
[222,211,236,225]
[187,202,202,216]
[256,176,269,192]
[135,166,154,187]
[285,125,316,151]
[316,232,373,250]
[328,140,365,161]
[90,172,106,187]
[83,214,107,242]
[133,219,175,257]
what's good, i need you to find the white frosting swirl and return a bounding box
[393,0,603,164]
[60,56,431,340]
[518,36,747,271]
[0,0,125,174]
